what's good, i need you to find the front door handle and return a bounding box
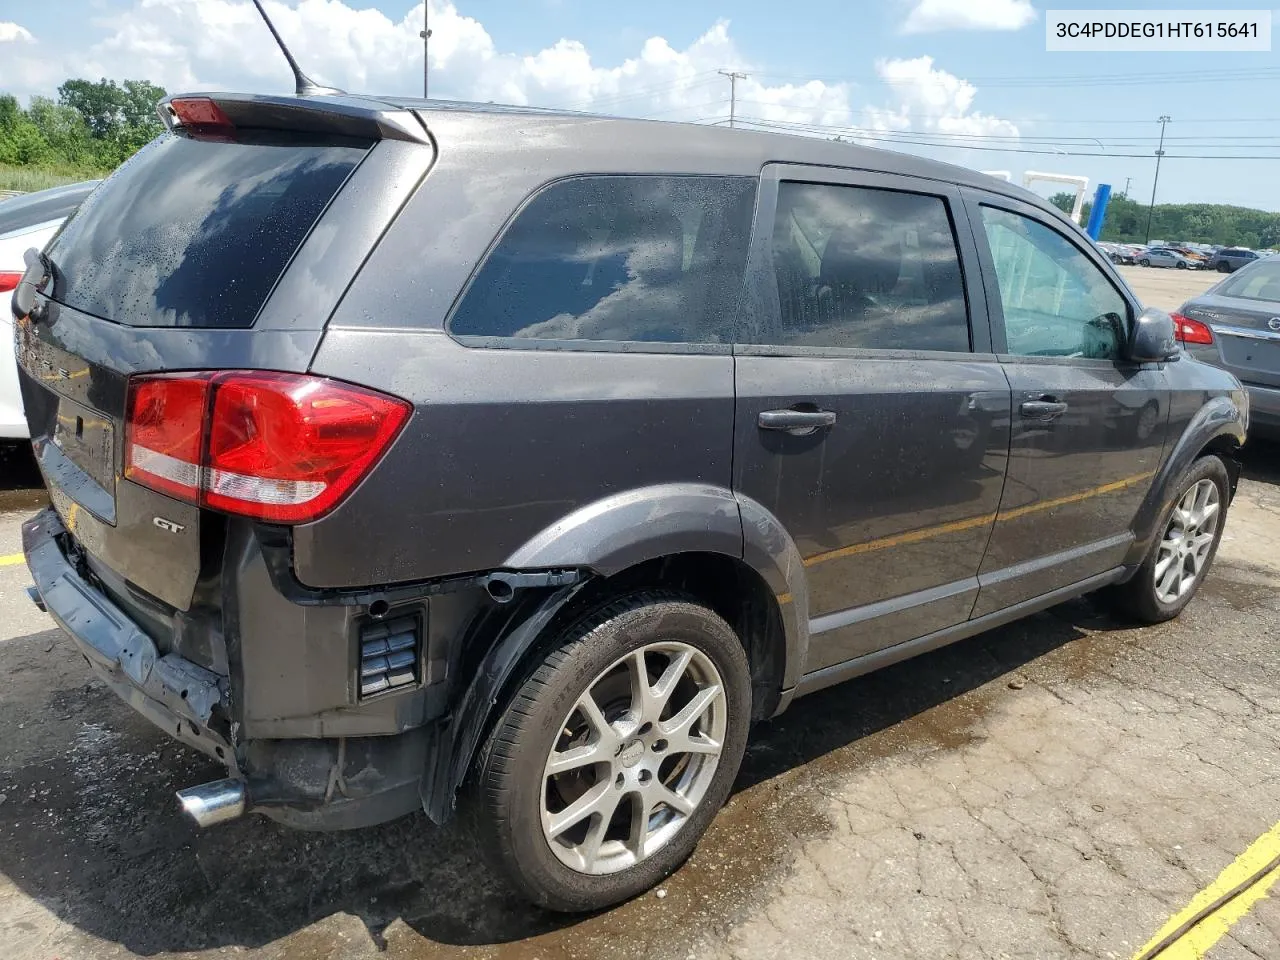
[758,408,837,435]
[1019,397,1069,421]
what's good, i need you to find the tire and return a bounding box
[1218,261,1231,273]
[470,591,752,912]
[1176,260,1187,270]
[1105,455,1230,624]
[1140,258,1150,267]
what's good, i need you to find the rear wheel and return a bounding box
[1104,456,1229,623]
[470,592,751,912]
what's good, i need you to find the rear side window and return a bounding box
[449,175,756,345]
[45,132,369,328]
[1217,260,1280,301]
[758,182,971,352]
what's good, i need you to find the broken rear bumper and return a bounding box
[23,507,236,769]
[23,506,432,830]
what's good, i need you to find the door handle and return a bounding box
[758,408,837,435]
[1019,397,1069,421]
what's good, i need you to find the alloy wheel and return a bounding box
[540,641,727,876]
[1154,479,1220,604]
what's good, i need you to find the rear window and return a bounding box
[45,131,369,328]
[1217,260,1280,301]
[448,175,756,345]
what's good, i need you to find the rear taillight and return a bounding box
[0,271,22,294]
[1172,312,1214,345]
[124,372,410,523]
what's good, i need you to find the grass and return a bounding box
[0,163,109,195]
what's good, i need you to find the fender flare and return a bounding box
[1123,395,1246,568]
[419,484,811,823]
[504,482,810,690]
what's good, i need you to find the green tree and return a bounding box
[57,77,165,144]
[1048,191,1076,215]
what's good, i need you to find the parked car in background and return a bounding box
[1206,248,1261,274]
[16,92,1247,912]
[1104,243,1142,265]
[1175,254,1280,438]
[1,181,100,439]
[1139,247,1197,269]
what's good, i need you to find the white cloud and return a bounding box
[902,0,1036,34]
[864,56,1019,139]
[0,21,35,43]
[3,1,1019,169]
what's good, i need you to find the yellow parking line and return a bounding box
[1132,821,1280,960]
[0,553,25,567]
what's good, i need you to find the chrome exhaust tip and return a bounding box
[176,778,247,828]
[26,586,46,612]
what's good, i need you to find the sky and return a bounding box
[2,0,1279,210]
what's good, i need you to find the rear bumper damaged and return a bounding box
[23,507,429,830]
[24,509,236,768]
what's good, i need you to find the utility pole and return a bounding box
[719,69,748,128]
[1123,176,1132,198]
[420,4,432,98]
[1144,115,1170,244]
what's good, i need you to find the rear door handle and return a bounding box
[758,408,837,434]
[1019,398,1069,421]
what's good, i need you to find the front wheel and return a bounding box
[1176,260,1187,269]
[1140,258,1150,267]
[1104,456,1230,624]
[470,592,752,911]
[1218,261,1231,273]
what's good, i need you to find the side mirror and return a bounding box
[1127,307,1179,363]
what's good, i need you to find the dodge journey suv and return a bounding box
[16,92,1247,912]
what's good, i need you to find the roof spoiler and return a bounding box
[156,93,430,144]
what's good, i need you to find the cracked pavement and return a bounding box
[0,441,1277,960]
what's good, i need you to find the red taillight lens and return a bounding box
[204,372,411,522]
[124,372,411,524]
[1172,312,1214,345]
[124,375,211,501]
[0,271,22,294]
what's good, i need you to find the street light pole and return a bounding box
[1123,176,1132,198]
[1144,115,1170,244]
[420,4,432,98]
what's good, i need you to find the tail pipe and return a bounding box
[176,778,247,828]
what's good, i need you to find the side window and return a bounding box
[448,175,756,345]
[979,206,1129,360]
[756,182,971,352]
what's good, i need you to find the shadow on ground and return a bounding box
[0,595,1126,957]
[0,441,45,510]
[1240,437,1280,485]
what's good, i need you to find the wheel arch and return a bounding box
[1122,395,1246,570]
[419,484,810,824]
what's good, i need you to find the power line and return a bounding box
[1146,116,1172,244]
[719,69,748,128]
[728,116,1280,160]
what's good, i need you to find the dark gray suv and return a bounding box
[15,92,1248,912]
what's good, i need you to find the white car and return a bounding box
[1137,247,1197,270]
[0,181,99,438]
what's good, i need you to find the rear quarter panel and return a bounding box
[300,331,734,586]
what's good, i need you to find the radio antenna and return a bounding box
[249,0,345,97]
